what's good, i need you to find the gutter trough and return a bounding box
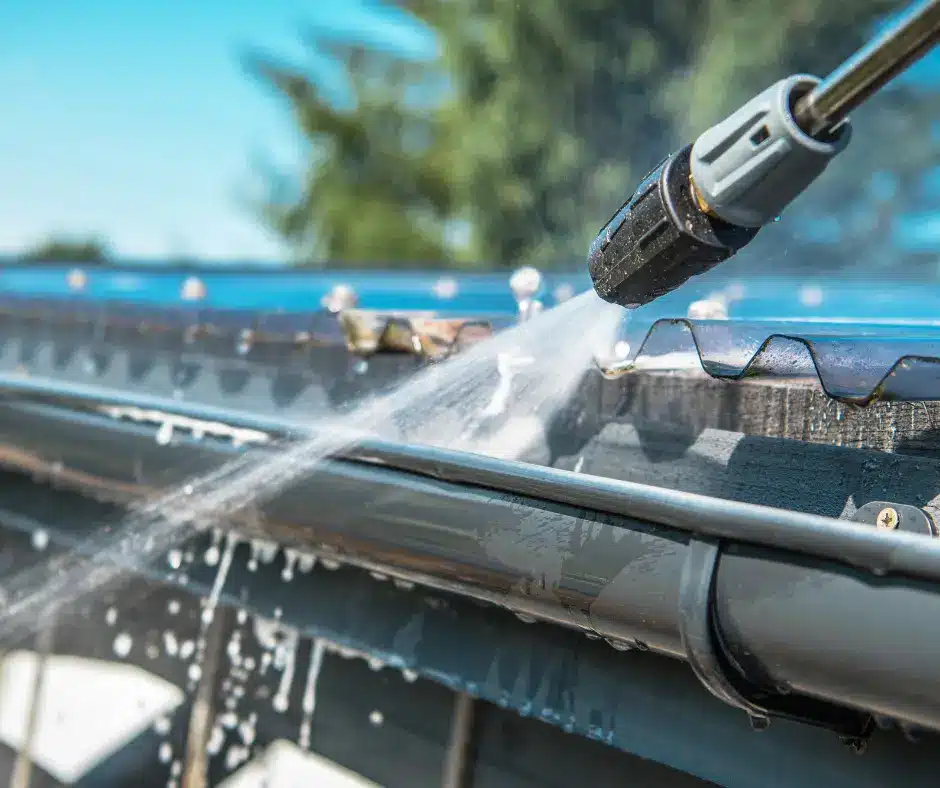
[0,389,938,746]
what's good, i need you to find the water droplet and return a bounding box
[238,718,256,746]
[113,632,133,658]
[369,710,384,727]
[105,607,118,626]
[167,550,183,570]
[227,634,242,662]
[31,530,49,551]
[605,638,632,652]
[207,725,225,756]
[255,540,278,565]
[156,422,174,446]
[236,332,252,356]
[162,630,179,658]
[153,716,172,735]
[224,745,250,772]
[158,742,173,763]
[799,284,824,308]
[188,663,202,683]
[282,549,297,582]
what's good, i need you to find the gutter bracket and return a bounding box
[679,538,874,746]
[851,501,936,536]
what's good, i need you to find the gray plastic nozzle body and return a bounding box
[689,74,852,228]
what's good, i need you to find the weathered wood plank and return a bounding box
[556,423,940,523]
[591,371,940,456]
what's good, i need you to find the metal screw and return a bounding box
[509,266,543,302]
[876,507,899,530]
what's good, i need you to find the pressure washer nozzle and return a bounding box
[588,0,940,308]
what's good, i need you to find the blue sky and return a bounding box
[2,4,938,262]
[0,1,433,261]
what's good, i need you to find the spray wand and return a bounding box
[588,0,940,308]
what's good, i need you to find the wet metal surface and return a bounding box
[5,274,940,404]
[0,391,939,737]
[1,484,939,788]
[608,316,940,404]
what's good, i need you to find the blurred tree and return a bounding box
[400,1,698,267]
[254,1,940,271]
[247,42,461,268]
[19,237,110,264]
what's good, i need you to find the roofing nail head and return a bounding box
[181,276,207,302]
[509,266,543,302]
[322,283,358,313]
[67,268,87,291]
[876,507,899,530]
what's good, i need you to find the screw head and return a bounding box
[67,268,87,292]
[509,266,543,302]
[180,276,206,302]
[876,507,899,530]
[322,283,358,313]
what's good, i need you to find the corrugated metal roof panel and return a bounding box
[605,317,940,404]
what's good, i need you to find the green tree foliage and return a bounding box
[254,1,940,271]
[247,41,460,268]
[19,237,111,264]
